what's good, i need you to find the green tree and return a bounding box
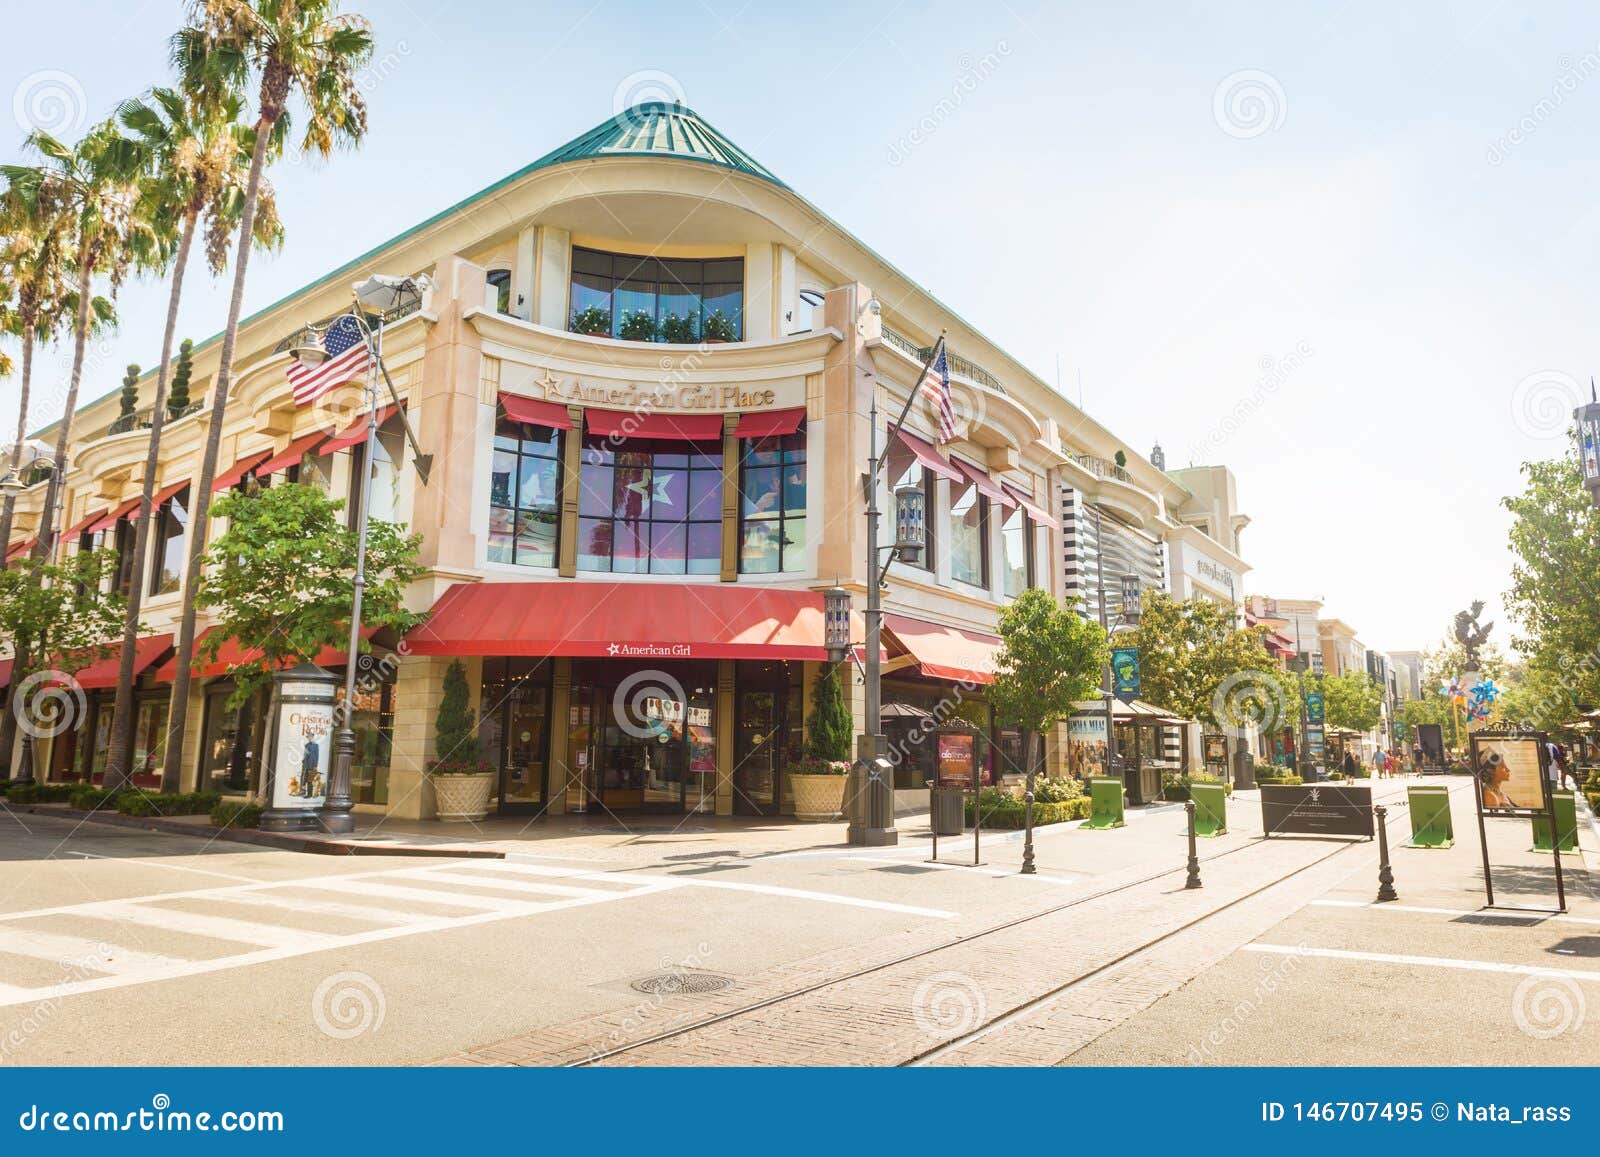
[163,0,375,784]
[1131,591,1275,726]
[1321,669,1383,733]
[107,81,281,792]
[1400,691,1459,749]
[990,589,1108,781]
[431,659,483,772]
[192,483,424,706]
[117,362,141,422]
[167,338,195,415]
[805,662,852,762]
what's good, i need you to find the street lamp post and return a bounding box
[1,453,61,787]
[287,275,432,835]
[844,336,941,848]
[1575,382,1600,510]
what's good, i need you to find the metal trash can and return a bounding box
[929,785,966,836]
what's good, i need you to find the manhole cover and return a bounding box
[630,971,734,996]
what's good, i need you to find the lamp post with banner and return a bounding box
[1575,381,1600,510]
[285,274,432,834]
[839,333,941,847]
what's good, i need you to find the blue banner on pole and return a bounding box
[1306,691,1325,724]
[1111,646,1140,702]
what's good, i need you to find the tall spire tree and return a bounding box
[104,84,281,793]
[160,0,373,788]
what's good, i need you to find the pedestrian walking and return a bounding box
[1412,741,1424,773]
[1373,748,1387,779]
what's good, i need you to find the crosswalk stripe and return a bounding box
[212,890,422,926]
[396,868,652,900]
[0,927,191,975]
[93,903,337,949]
[292,878,542,912]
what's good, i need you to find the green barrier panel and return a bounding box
[1531,790,1578,852]
[1082,776,1126,829]
[1190,782,1227,837]
[1406,784,1453,849]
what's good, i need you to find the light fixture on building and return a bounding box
[1576,381,1600,510]
[894,484,926,563]
[287,325,327,367]
[0,470,23,496]
[824,585,852,665]
[353,273,428,315]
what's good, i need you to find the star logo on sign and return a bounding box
[625,471,674,506]
[606,643,620,656]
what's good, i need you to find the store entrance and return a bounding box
[564,662,717,815]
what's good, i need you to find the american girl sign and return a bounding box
[524,367,799,413]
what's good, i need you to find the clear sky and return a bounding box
[5,0,1597,656]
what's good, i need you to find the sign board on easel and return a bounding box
[1468,727,1567,914]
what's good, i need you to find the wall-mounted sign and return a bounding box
[531,368,784,413]
[1111,647,1141,703]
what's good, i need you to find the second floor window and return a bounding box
[1001,506,1034,597]
[578,435,723,575]
[489,420,562,568]
[739,433,806,573]
[150,486,190,596]
[949,480,989,589]
[570,248,743,343]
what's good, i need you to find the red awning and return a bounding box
[882,613,1000,685]
[893,428,962,483]
[405,581,837,661]
[5,538,35,562]
[585,409,724,442]
[86,498,140,535]
[952,457,1015,509]
[500,393,573,430]
[212,448,273,493]
[66,633,176,690]
[0,658,11,688]
[320,404,397,456]
[1002,483,1060,530]
[153,625,379,682]
[150,480,187,508]
[64,508,107,539]
[733,407,806,439]
[256,431,327,477]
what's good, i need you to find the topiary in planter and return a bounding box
[570,306,610,336]
[617,309,657,342]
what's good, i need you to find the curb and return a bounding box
[13,804,507,859]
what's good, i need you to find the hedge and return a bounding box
[69,787,118,811]
[963,796,1093,829]
[3,782,81,805]
[115,791,221,817]
[1161,774,1234,802]
[1256,774,1305,786]
[210,800,264,830]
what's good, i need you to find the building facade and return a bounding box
[6,104,1220,819]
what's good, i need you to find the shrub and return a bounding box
[69,786,118,811]
[964,795,1092,828]
[114,791,222,817]
[806,664,853,762]
[1031,776,1084,804]
[1161,773,1234,801]
[658,313,699,343]
[430,660,492,776]
[210,800,264,830]
[702,309,738,342]
[1257,774,1305,786]
[5,783,80,805]
[570,306,609,336]
[789,757,849,776]
[617,309,657,342]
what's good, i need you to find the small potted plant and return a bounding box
[702,309,738,343]
[570,306,610,337]
[787,664,853,819]
[658,313,699,344]
[429,660,496,821]
[617,309,657,342]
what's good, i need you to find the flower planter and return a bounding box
[789,773,847,821]
[432,772,495,821]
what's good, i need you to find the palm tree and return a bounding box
[103,86,282,793]
[0,195,73,560]
[161,0,373,787]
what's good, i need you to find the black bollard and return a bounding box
[1185,799,1202,889]
[1375,803,1398,902]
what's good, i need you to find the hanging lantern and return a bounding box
[1120,573,1142,625]
[824,585,852,664]
[894,484,926,563]
[1576,390,1600,509]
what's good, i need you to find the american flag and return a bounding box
[919,339,957,442]
[286,315,371,406]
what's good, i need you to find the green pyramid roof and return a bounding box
[527,102,787,188]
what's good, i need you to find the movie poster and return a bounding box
[1474,736,1543,812]
[272,695,333,811]
[1069,715,1109,778]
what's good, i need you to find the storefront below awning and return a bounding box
[153,626,378,681]
[1072,696,1188,724]
[405,581,840,661]
[60,633,175,690]
[584,409,723,442]
[880,612,1000,685]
